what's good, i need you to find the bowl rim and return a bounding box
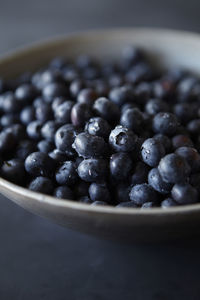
[1,27,200,216]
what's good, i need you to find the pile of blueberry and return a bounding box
[1,46,200,209]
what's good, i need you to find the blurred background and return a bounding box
[1,1,200,299]
[0,0,199,54]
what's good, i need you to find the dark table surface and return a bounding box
[1,1,200,299]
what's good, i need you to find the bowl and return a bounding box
[1,28,200,243]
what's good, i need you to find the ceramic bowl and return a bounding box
[1,28,200,243]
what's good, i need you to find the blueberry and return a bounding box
[27,120,43,140]
[141,202,157,209]
[154,134,172,153]
[1,159,26,185]
[176,76,198,102]
[51,97,66,111]
[134,82,152,104]
[55,124,78,156]
[74,181,89,198]
[33,97,43,108]
[148,168,172,194]
[116,201,137,208]
[120,108,144,134]
[0,92,21,113]
[54,101,74,124]
[93,97,120,123]
[71,103,93,127]
[125,63,153,84]
[171,183,198,205]
[49,57,67,70]
[175,147,200,173]
[110,152,132,181]
[77,158,108,182]
[0,114,20,127]
[115,184,131,203]
[35,102,53,122]
[161,198,177,208]
[190,173,200,194]
[53,186,74,200]
[76,54,95,69]
[109,85,134,106]
[40,70,64,87]
[79,196,92,203]
[10,124,26,140]
[122,45,143,65]
[158,153,191,184]
[16,140,36,160]
[187,119,200,136]
[15,83,37,103]
[48,149,68,163]
[93,79,109,97]
[145,98,169,115]
[0,129,16,152]
[73,132,107,158]
[89,183,110,203]
[172,135,193,149]
[41,121,60,142]
[153,112,179,136]
[153,79,175,100]
[20,106,35,125]
[121,103,139,114]
[141,138,165,167]
[55,161,78,185]
[37,140,54,153]
[29,177,54,195]
[69,79,85,98]
[173,103,197,124]
[108,74,124,88]
[129,183,158,205]
[109,125,137,152]
[63,67,79,83]
[85,117,111,139]
[131,161,149,185]
[91,201,108,206]
[25,152,55,177]
[42,82,68,102]
[77,88,97,106]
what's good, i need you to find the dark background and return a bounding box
[0,1,200,299]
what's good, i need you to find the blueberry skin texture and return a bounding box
[35,102,53,122]
[55,124,78,156]
[25,152,55,178]
[89,183,110,203]
[109,85,134,106]
[141,138,165,167]
[116,201,137,208]
[115,184,131,203]
[71,103,93,127]
[93,97,120,123]
[77,88,97,106]
[172,135,193,149]
[129,183,158,205]
[41,121,60,142]
[48,149,68,163]
[131,161,149,185]
[110,152,132,181]
[145,98,169,116]
[73,132,107,158]
[0,92,21,113]
[55,161,78,185]
[28,177,54,195]
[85,117,111,139]
[190,173,200,194]
[154,134,172,153]
[54,101,74,124]
[158,153,191,184]
[161,198,177,208]
[171,183,198,205]
[15,83,37,103]
[152,112,179,136]
[0,129,16,153]
[20,106,35,125]
[69,79,85,98]
[109,125,137,152]
[53,186,74,200]
[42,82,68,103]
[74,181,90,198]
[187,119,200,136]
[15,140,37,160]
[37,140,54,153]
[120,108,144,134]
[148,168,172,194]
[1,159,26,185]
[27,120,43,140]
[77,158,108,182]
[175,147,200,173]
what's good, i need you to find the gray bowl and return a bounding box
[1,28,200,243]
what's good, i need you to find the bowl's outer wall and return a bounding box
[1,28,200,242]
